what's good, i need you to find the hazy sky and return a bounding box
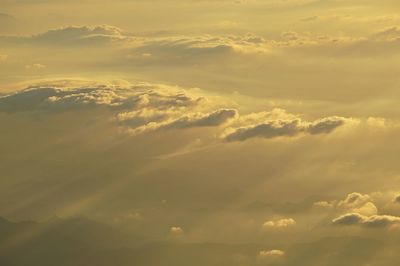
[1,1,400,265]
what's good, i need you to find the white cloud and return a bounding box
[258,249,285,258]
[338,192,372,208]
[170,226,184,235]
[262,218,296,230]
[313,201,336,208]
[316,192,378,216]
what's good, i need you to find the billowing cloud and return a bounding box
[1,81,357,142]
[336,192,378,216]
[0,82,204,113]
[316,192,378,216]
[338,192,372,208]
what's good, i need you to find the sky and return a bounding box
[1,0,400,265]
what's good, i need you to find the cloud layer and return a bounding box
[0,81,358,142]
[333,213,400,228]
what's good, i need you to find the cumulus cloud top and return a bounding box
[259,249,285,258]
[0,83,204,113]
[262,218,296,230]
[336,192,378,216]
[315,192,378,217]
[326,192,400,228]
[170,226,184,235]
[338,192,372,208]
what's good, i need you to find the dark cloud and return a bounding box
[224,116,351,141]
[332,213,365,226]
[0,86,126,112]
[224,119,302,141]
[0,83,204,113]
[332,213,400,228]
[393,195,400,204]
[307,117,346,134]
[156,109,238,130]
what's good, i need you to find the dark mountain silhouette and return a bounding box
[0,216,399,266]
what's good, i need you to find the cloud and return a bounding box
[0,81,238,136]
[332,213,369,226]
[258,249,285,258]
[371,26,400,41]
[0,82,204,113]
[132,109,238,133]
[25,63,46,70]
[316,192,378,216]
[170,226,184,235]
[336,192,378,216]
[126,34,269,65]
[281,27,400,57]
[0,25,268,58]
[332,213,400,228]
[0,86,125,112]
[223,119,304,142]
[0,25,131,46]
[338,192,372,208]
[393,195,400,204]
[313,201,336,208]
[307,117,347,134]
[351,202,378,217]
[223,116,353,141]
[0,80,364,142]
[262,218,296,230]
